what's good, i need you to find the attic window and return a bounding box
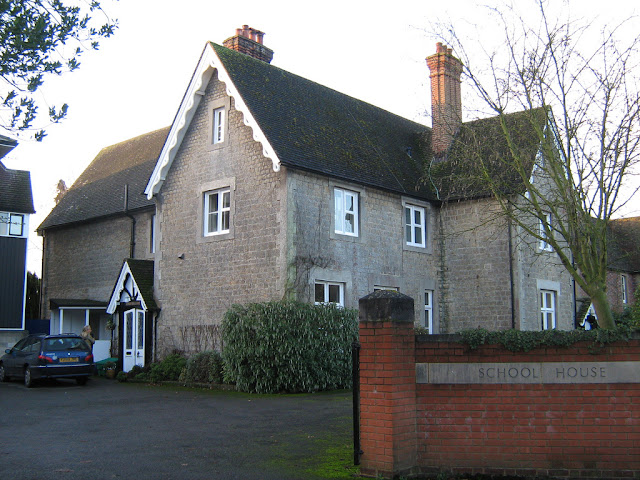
[212,107,225,144]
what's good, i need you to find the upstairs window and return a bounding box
[334,188,359,237]
[539,212,553,252]
[621,275,628,304]
[405,204,426,248]
[204,188,231,236]
[212,107,225,144]
[0,212,25,237]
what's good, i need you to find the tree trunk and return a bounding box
[590,289,616,330]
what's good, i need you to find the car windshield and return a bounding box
[44,338,89,352]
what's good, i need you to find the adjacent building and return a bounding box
[0,135,36,347]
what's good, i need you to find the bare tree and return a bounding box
[435,0,640,329]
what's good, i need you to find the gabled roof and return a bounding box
[608,216,640,273]
[145,42,436,201]
[38,127,169,231]
[0,134,18,160]
[430,108,549,201]
[0,160,35,214]
[106,259,156,314]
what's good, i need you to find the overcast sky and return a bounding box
[1,0,637,274]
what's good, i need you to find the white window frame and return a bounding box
[334,187,359,237]
[540,289,557,330]
[539,213,553,252]
[621,275,628,304]
[373,286,399,292]
[212,107,225,144]
[149,214,156,254]
[204,188,231,236]
[314,281,345,307]
[424,290,434,333]
[405,204,426,248]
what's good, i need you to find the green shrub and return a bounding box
[116,371,127,382]
[147,353,187,383]
[221,301,358,394]
[183,350,224,384]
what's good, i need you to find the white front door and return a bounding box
[123,309,145,372]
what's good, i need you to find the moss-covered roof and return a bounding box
[125,258,156,311]
[429,108,548,201]
[212,43,436,200]
[38,127,169,231]
[608,216,640,273]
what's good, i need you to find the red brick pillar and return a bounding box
[358,290,417,478]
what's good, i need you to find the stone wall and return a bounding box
[288,169,439,328]
[40,209,154,319]
[439,197,575,333]
[154,71,287,355]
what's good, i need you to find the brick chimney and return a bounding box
[223,25,274,63]
[426,43,463,154]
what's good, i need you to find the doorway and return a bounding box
[123,309,145,372]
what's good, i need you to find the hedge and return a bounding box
[221,301,358,393]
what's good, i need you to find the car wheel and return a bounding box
[0,364,8,382]
[76,377,88,386]
[24,367,34,388]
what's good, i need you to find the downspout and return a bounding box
[124,184,136,258]
[508,217,516,329]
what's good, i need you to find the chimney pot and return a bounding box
[223,25,274,63]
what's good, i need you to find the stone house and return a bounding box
[38,27,578,369]
[0,135,36,348]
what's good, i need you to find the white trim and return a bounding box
[334,187,359,237]
[106,261,149,314]
[144,43,281,199]
[314,280,345,307]
[540,289,557,330]
[424,289,434,333]
[404,204,426,248]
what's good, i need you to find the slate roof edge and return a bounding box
[37,204,154,234]
[144,42,281,199]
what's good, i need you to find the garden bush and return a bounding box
[148,353,187,383]
[182,350,224,384]
[221,301,358,394]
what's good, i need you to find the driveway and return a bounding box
[0,377,356,480]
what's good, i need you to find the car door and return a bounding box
[4,337,29,376]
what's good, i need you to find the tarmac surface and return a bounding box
[0,376,355,480]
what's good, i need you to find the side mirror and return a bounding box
[5,349,11,354]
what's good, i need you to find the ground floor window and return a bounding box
[314,281,345,307]
[540,289,556,330]
[424,290,434,333]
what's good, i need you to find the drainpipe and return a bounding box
[124,184,136,258]
[508,218,516,329]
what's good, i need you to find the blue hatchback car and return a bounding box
[0,334,95,387]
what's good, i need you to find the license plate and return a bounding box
[59,357,78,363]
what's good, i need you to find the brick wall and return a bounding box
[358,292,640,479]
